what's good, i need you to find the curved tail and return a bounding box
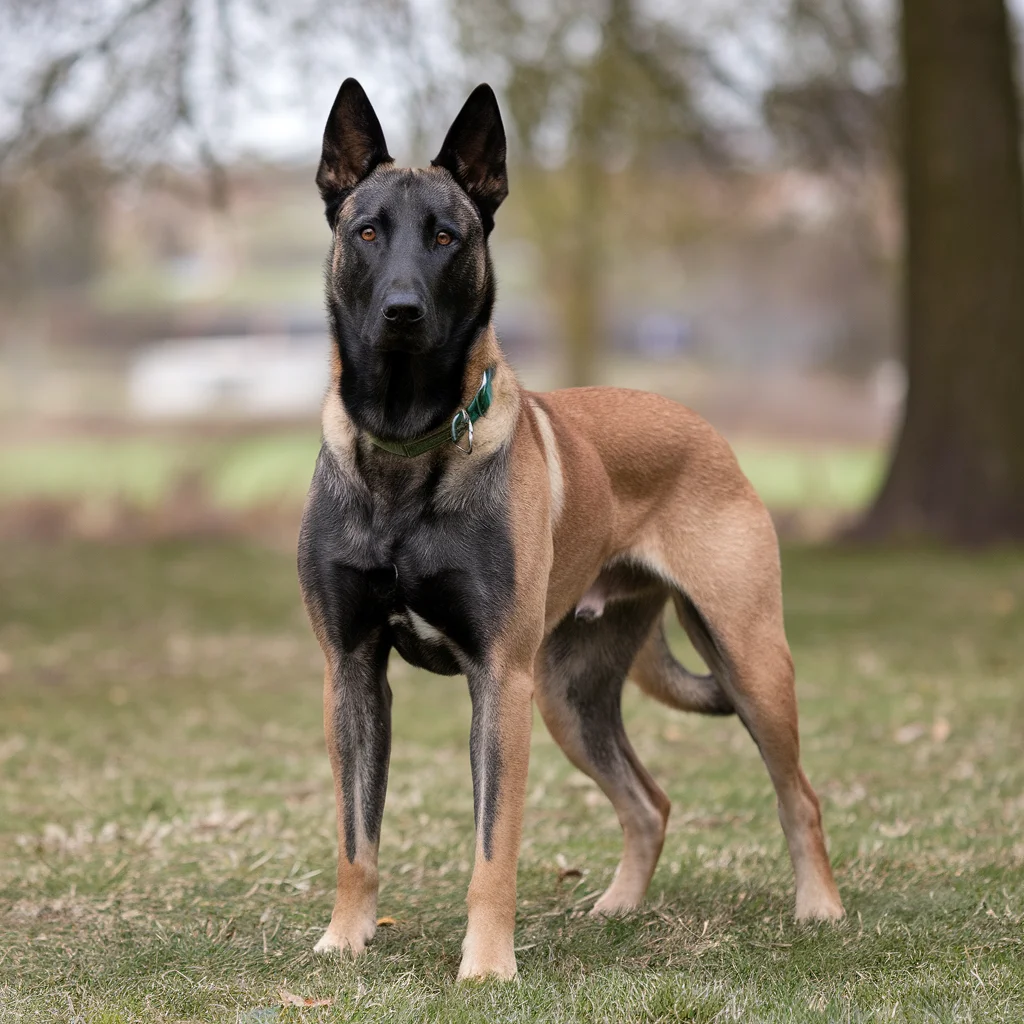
[630,597,734,716]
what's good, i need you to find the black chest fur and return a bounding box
[298,445,515,674]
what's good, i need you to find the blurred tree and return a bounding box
[765,0,892,159]
[0,0,413,191]
[0,0,418,414]
[766,0,895,168]
[765,0,900,379]
[0,0,425,421]
[857,0,1024,541]
[452,0,718,386]
[0,0,414,306]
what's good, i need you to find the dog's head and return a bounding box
[317,79,508,441]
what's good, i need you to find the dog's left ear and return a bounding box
[432,85,508,235]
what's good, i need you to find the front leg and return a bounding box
[315,632,392,957]
[458,666,534,981]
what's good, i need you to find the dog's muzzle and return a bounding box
[381,294,425,323]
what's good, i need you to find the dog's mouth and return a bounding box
[378,325,433,355]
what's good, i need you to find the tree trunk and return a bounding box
[857,0,1024,542]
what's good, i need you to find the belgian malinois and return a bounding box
[298,78,844,980]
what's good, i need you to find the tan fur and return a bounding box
[435,328,521,511]
[531,386,843,935]
[458,395,553,979]
[318,334,843,980]
[321,349,358,472]
[527,398,564,525]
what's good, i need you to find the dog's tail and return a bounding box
[630,594,734,716]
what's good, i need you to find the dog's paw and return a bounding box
[457,933,517,981]
[313,914,377,957]
[795,888,845,923]
[589,883,643,917]
[589,898,639,918]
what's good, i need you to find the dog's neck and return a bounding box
[331,313,496,444]
[321,324,520,472]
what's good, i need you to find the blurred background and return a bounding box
[1,0,1022,544]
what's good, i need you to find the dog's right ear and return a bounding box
[316,78,392,227]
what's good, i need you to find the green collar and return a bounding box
[366,366,496,458]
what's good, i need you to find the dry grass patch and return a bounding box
[1,541,1023,1022]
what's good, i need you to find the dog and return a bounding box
[298,78,844,981]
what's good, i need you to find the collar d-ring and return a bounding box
[451,408,473,454]
[366,366,493,458]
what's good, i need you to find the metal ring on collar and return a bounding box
[450,408,473,455]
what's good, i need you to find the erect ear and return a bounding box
[316,78,392,226]
[431,84,508,235]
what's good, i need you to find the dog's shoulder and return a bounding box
[538,385,731,458]
[535,385,705,431]
[530,385,752,507]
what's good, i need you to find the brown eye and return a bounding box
[360,226,376,241]
[436,231,452,246]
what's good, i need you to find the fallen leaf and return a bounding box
[376,916,396,927]
[558,867,583,882]
[279,989,332,1008]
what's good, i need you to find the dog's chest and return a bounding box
[387,602,464,676]
[299,447,515,668]
[384,535,491,672]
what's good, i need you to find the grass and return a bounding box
[0,433,319,509]
[0,432,882,513]
[1,541,1022,1022]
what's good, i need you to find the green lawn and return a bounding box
[0,433,882,513]
[0,433,320,509]
[1,542,1022,1022]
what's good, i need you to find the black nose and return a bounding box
[381,293,425,323]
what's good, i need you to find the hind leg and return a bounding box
[536,591,671,914]
[649,515,844,921]
[724,633,844,920]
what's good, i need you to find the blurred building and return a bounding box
[129,334,329,419]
